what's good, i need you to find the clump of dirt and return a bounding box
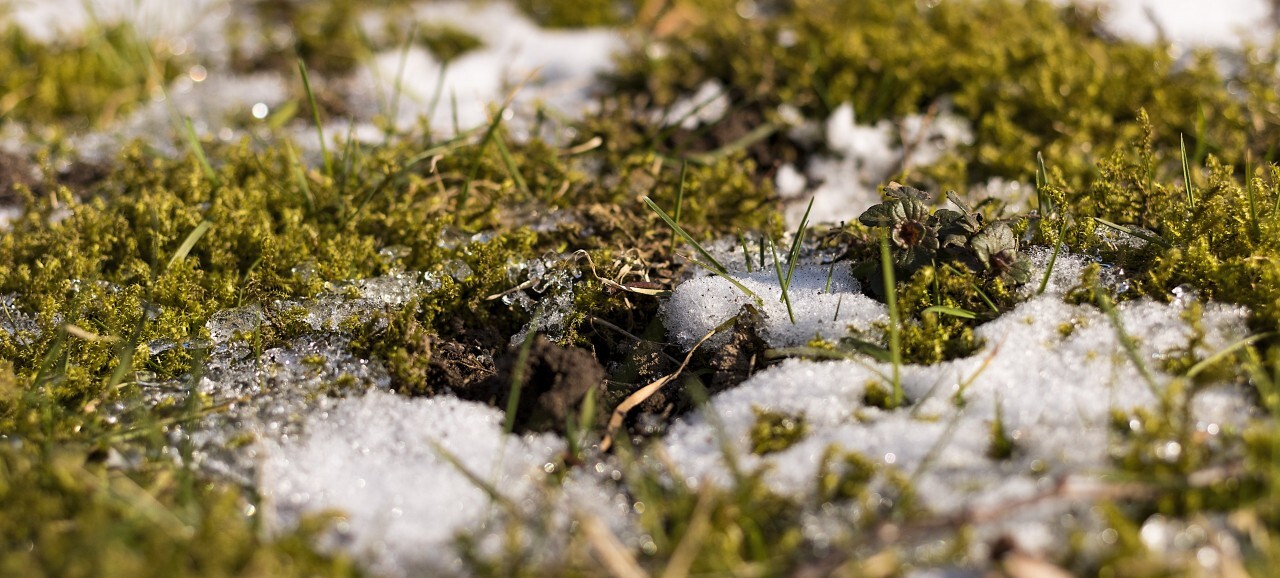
[701,307,769,394]
[421,339,496,397]
[53,160,111,197]
[662,105,804,182]
[483,336,606,434]
[0,151,36,204]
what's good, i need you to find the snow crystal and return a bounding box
[205,304,263,344]
[258,391,568,576]
[663,264,887,350]
[775,163,807,198]
[661,260,1254,557]
[502,253,583,346]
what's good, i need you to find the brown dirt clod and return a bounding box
[486,336,606,434]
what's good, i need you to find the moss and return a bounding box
[9,0,1280,574]
[514,0,628,28]
[612,445,808,576]
[987,402,1015,460]
[417,24,484,62]
[0,24,184,129]
[862,380,895,410]
[607,0,1280,194]
[0,443,360,578]
[816,446,878,503]
[748,407,807,455]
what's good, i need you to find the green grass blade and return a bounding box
[1096,292,1160,397]
[165,220,212,272]
[880,233,903,407]
[285,142,315,214]
[1093,217,1172,248]
[687,257,763,307]
[1037,215,1068,295]
[504,332,537,435]
[457,102,512,214]
[1180,133,1194,209]
[769,237,796,324]
[1186,332,1275,379]
[494,133,531,197]
[643,196,729,274]
[783,196,814,298]
[386,23,417,139]
[180,118,220,190]
[1247,152,1259,240]
[921,305,977,319]
[427,61,450,126]
[1035,151,1053,215]
[297,58,332,178]
[670,161,688,253]
[737,230,753,272]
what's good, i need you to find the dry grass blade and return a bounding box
[574,250,671,297]
[600,317,735,452]
[660,484,714,578]
[580,513,651,578]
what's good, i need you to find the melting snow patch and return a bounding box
[351,1,623,136]
[785,103,973,227]
[259,391,569,577]
[658,80,730,130]
[1077,0,1274,49]
[663,264,887,349]
[661,268,1254,556]
[4,0,227,44]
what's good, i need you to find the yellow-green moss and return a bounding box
[0,24,183,129]
[748,407,807,455]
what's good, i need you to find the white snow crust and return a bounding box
[258,391,567,577]
[660,250,1255,555]
[664,264,886,350]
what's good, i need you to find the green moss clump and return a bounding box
[0,443,359,578]
[748,407,807,455]
[608,0,1280,194]
[607,446,807,577]
[816,446,878,503]
[515,0,627,28]
[0,24,183,129]
[418,24,484,62]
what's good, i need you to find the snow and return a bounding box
[663,263,886,350]
[659,250,1256,556]
[2,0,227,44]
[658,80,730,130]
[350,1,623,136]
[1079,0,1274,48]
[258,390,605,577]
[73,72,291,160]
[784,103,974,227]
[2,0,1272,572]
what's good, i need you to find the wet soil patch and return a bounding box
[482,336,606,434]
[0,150,36,204]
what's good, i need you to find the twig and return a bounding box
[600,318,734,452]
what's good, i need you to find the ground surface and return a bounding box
[4,1,1280,577]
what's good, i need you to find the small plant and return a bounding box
[857,183,1032,287]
